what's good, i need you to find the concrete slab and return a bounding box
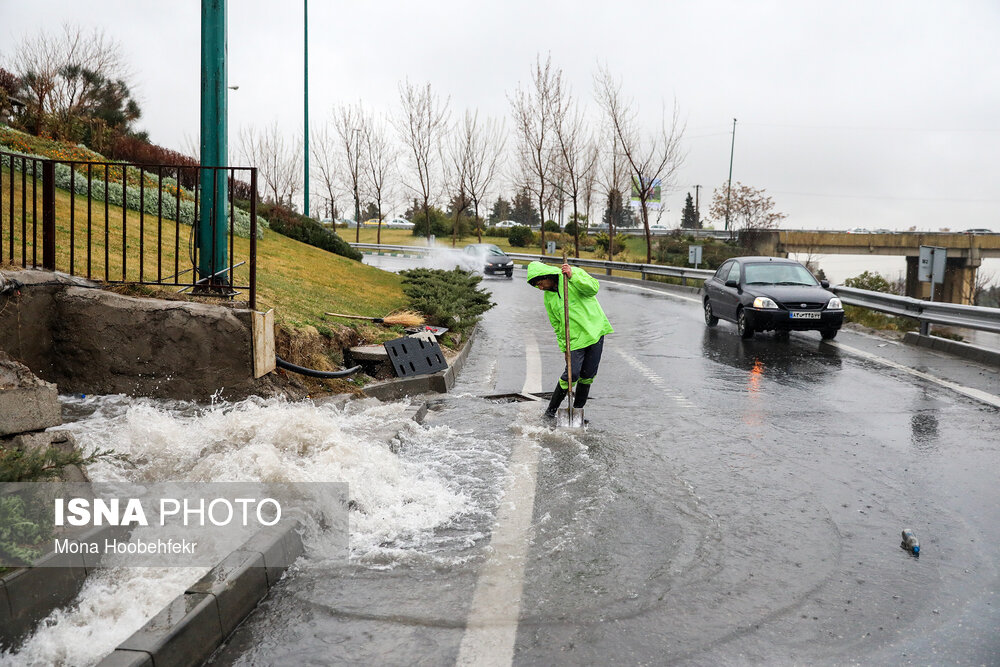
[237,520,304,587]
[95,649,154,667]
[0,352,61,436]
[0,579,12,649]
[3,549,87,619]
[347,344,390,361]
[118,592,223,667]
[186,549,268,637]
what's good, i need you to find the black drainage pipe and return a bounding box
[275,356,362,379]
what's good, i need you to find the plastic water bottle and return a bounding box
[901,528,920,556]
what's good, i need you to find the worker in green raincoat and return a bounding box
[526,261,614,418]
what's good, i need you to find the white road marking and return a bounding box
[522,333,543,395]
[601,279,701,303]
[457,335,545,667]
[827,340,1000,409]
[617,349,695,409]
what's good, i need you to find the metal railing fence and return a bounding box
[0,150,257,308]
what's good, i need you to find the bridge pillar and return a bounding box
[904,255,980,305]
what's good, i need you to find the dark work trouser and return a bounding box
[558,336,605,391]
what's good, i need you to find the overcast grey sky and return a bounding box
[3,0,999,231]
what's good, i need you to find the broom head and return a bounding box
[380,310,426,327]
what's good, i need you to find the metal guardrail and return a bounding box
[832,285,1000,335]
[352,243,1000,334]
[351,242,715,285]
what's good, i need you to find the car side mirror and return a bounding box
[820,280,830,289]
[725,279,739,289]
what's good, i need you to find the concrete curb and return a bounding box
[361,325,477,401]
[0,523,128,651]
[903,332,1000,368]
[97,519,303,667]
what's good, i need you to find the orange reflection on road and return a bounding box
[748,359,765,394]
[743,358,766,429]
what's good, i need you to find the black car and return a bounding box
[463,243,514,277]
[702,257,844,340]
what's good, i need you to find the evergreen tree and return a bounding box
[511,187,540,226]
[681,192,698,228]
[603,188,626,228]
[489,197,512,224]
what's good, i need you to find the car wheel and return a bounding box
[505,271,513,278]
[703,298,718,327]
[737,307,754,339]
[821,328,838,340]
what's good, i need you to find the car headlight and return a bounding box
[504,261,513,266]
[827,297,843,310]
[753,296,779,309]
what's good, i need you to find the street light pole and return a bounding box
[303,0,309,217]
[725,118,736,232]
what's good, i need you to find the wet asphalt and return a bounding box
[211,259,1000,666]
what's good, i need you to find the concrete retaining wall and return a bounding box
[0,270,271,400]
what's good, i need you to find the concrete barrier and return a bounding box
[115,592,223,667]
[97,519,303,667]
[0,523,130,651]
[903,332,1000,367]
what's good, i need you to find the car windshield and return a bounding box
[468,244,504,255]
[743,263,818,286]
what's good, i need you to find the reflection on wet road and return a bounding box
[214,259,1000,666]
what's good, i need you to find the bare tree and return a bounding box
[331,102,366,242]
[311,121,341,223]
[239,121,302,206]
[456,111,507,243]
[445,127,471,247]
[580,141,600,235]
[595,66,685,263]
[510,54,561,254]
[362,111,396,245]
[551,84,598,257]
[11,23,131,136]
[396,80,450,245]
[596,124,631,261]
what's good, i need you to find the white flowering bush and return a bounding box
[1,149,265,239]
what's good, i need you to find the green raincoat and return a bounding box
[526,261,614,353]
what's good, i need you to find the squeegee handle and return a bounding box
[563,267,574,422]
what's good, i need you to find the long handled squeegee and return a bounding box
[557,251,585,429]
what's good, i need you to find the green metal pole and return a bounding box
[199,0,229,281]
[303,0,309,217]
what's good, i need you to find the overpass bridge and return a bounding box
[751,230,1000,304]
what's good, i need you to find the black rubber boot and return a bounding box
[572,383,591,409]
[543,384,568,418]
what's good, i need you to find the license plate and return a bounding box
[790,311,821,319]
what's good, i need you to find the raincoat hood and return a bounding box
[526,261,561,284]
[525,261,613,352]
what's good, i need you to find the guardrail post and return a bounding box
[919,320,929,336]
[42,160,56,271]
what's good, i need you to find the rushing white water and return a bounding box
[3,394,485,666]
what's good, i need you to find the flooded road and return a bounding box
[212,260,1000,665]
[6,256,998,665]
